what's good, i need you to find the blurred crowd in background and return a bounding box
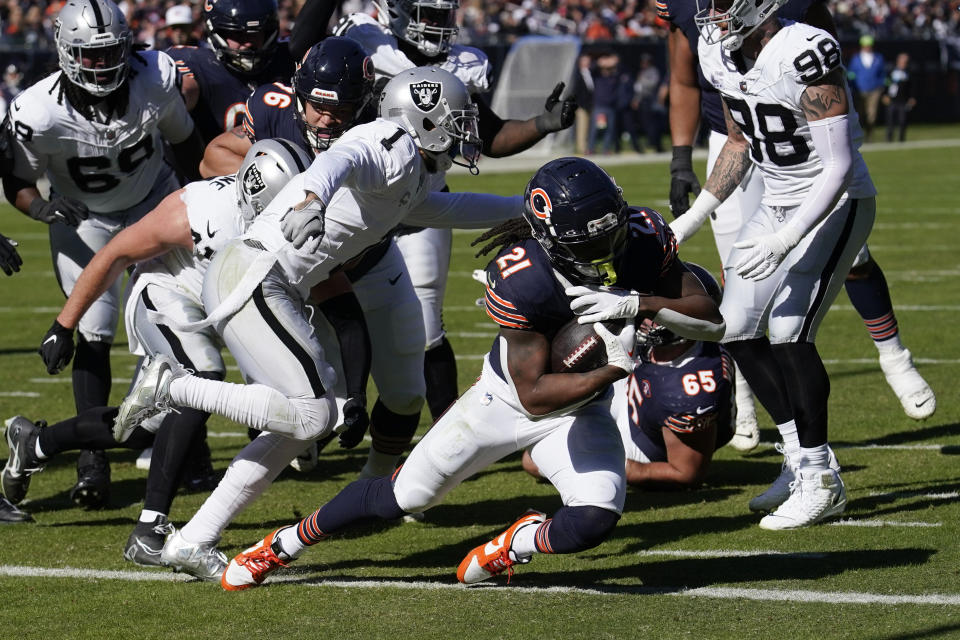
[0,0,955,149]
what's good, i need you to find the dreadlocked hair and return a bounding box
[471,218,532,258]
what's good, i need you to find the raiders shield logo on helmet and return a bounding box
[242,164,266,197]
[410,80,441,112]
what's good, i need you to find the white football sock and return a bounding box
[168,376,333,440]
[179,433,306,545]
[139,509,166,523]
[734,368,756,415]
[508,521,542,559]
[275,525,306,559]
[800,444,830,471]
[875,334,905,353]
[776,419,800,459]
[359,450,400,479]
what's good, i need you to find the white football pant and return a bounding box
[394,226,452,351]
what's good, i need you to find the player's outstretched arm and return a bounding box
[201,126,252,178]
[55,189,192,332]
[670,101,751,244]
[504,326,627,417]
[634,262,725,341]
[667,25,703,218]
[475,83,576,158]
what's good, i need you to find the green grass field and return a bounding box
[1,130,959,638]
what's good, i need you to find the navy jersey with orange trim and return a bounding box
[243,82,308,152]
[656,0,822,135]
[166,42,296,143]
[624,341,734,462]
[483,207,678,380]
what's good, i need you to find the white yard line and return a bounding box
[829,519,942,528]
[2,564,959,605]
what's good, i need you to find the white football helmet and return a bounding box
[378,66,480,173]
[55,0,133,96]
[237,138,312,224]
[694,0,788,50]
[375,0,459,58]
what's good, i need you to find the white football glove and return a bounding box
[732,227,801,281]
[593,322,635,374]
[281,199,326,250]
[566,286,639,324]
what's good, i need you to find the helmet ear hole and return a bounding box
[422,118,436,132]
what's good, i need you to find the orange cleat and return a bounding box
[221,528,290,591]
[456,510,546,584]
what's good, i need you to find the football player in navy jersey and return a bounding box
[662,0,934,446]
[167,0,295,143]
[523,263,734,490]
[217,157,724,590]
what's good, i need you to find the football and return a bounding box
[550,318,626,373]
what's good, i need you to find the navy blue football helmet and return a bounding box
[203,0,279,75]
[522,157,629,287]
[638,262,722,348]
[292,37,375,153]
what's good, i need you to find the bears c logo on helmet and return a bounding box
[529,188,552,221]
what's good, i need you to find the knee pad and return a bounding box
[288,394,337,440]
[377,387,425,417]
[547,505,620,553]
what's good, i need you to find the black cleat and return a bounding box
[2,416,45,504]
[71,449,111,509]
[123,515,176,566]
[0,495,33,523]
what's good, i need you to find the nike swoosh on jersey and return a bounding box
[695,406,712,415]
[388,273,402,285]
[206,221,217,238]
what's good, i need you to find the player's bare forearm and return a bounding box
[200,126,251,178]
[504,328,624,416]
[703,102,751,200]
[57,247,132,330]
[800,68,849,121]
[625,460,703,489]
[668,26,702,147]
[483,118,542,157]
[4,181,40,216]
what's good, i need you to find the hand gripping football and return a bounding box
[550,318,626,373]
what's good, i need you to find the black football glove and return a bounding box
[0,233,22,276]
[337,395,369,449]
[28,195,89,227]
[535,82,577,134]
[669,145,701,218]
[39,319,75,374]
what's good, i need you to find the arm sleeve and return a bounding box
[404,192,523,229]
[289,0,339,60]
[475,96,507,155]
[781,114,852,241]
[156,52,196,144]
[316,291,371,399]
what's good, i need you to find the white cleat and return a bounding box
[114,355,184,443]
[160,530,228,582]
[759,469,847,530]
[749,444,841,513]
[878,347,936,420]
[729,409,760,452]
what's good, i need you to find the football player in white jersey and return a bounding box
[206,0,577,443]
[3,0,204,509]
[112,67,521,580]
[7,141,311,575]
[667,0,878,528]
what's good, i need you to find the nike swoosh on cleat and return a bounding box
[483,533,507,556]
[914,398,931,408]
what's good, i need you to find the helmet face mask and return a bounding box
[55,0,132,97]
[522,158,629,287]
[694,0,786,50]
[236,138,312,224]
[379,66,481,173]
[203,0,279,75]
[376,0,459,58]
[293,38,375,154]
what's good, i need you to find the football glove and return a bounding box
[335,395,369,449]
[281,199,326,250]
[39,319,75,374]
[28,195,89,227]
[535,82,577,134]
[566,286,640,324]
[0,233,22,276]
[669,145,701,218]
[593,322,635,374]
[732,227,802,281]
